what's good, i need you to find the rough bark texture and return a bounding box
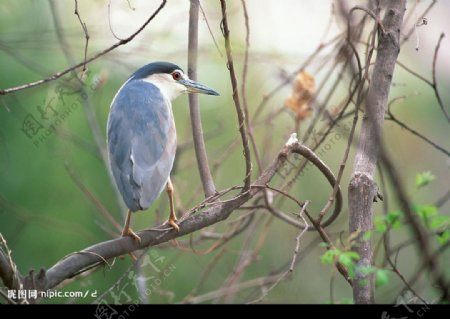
[348,0,406,304]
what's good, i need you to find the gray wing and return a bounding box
[107,80,176,211]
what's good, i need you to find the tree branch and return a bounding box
[348,0,406,304]
[0,0,167,96]
[0,139,342,298]
[220,0,252,191]
[187,0,216,197]
[431,33,449,123]
[0,234,22,291]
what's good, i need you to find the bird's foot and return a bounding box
[121,227,142,244]
[167,218,180,232]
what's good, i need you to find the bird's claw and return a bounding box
[167,219,180,232]
[122,227,142,245]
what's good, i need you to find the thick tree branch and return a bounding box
[187,0,216,197]
[0,0,167,96]
[0,139,342,298]
[348,0,406,304]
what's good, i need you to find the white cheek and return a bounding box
[143,74,186,101]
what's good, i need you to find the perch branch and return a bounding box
[0,140,342,295]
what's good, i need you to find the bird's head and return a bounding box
[131,61,219,101]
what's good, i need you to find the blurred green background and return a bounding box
[0,0,449,304]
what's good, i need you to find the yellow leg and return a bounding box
[166,178,180,232]
[121,209,141,244]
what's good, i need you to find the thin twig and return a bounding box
[220,215,271,303]
[383,235,427,304]
[240,0,262,175]
[386,99,450,157]
[74,0,90,71]
[252,184,351,286]
[64,162,122,232]
[108,0,126,41]
[183,275,281,304]
[431,33,449,123]
[182,247,229,303]
[220,0,252,191]
[49,0,124,214]
[401,0,436,44]
[379,146,450,301]
[318,103,358,223]
[250,33,343,123]
[396,60,432,86]
[247,201,310,304]
[198,2,223,57]
[0,0,167,95]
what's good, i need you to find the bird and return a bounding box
[107,61,219,242]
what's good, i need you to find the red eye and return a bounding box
[172,71,181,80]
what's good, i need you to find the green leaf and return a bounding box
[339,254,353,267]
[339,252,359,279]
[344,251,360,260]
[430,215,450,229]
[321,249,340,265]
[375,269,390,287]
[416,205,438,226]
[338,252,359,266]
[386,211,402,229]
[415,171,435,189]
[437,230,450,246]
[375,217,387,233]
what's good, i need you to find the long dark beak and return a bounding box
[179,79,220,96]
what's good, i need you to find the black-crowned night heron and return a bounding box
[107,61,219,242]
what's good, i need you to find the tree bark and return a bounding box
[348,0,406,304]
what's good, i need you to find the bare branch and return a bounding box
[0,0,167,96]
[431,33,449,123]
[0,233,22,291]
[318,107,358,223]
[187,0,216,197]
[247,201,310,304]
[240,0,263,174]
[220,0,252,191]
[0,139,343,297]
[184,274,281,304]
[74,0,90,71]
[198,2,223,58]
[401,0,436,44]
[386,99,450,157]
